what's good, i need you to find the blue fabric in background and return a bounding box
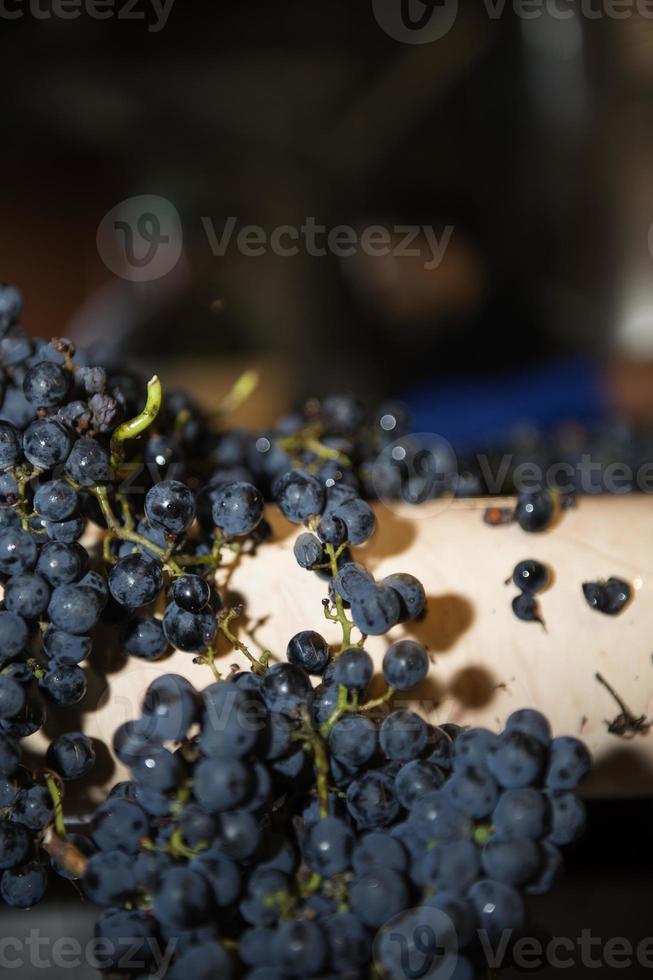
[404,357,606,454]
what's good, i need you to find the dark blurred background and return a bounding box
[3,1,653,440]
[1,5,653,975]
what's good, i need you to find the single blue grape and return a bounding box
[162,601,217,653]
[346,770,400,828]
[0,527,37,575]
[328,713,377,768]
[349,867,409,927]
[332,498,375,545]
[219,809,262,861]
[37,541,88,586]
[452,727,499,772]
[0,819,31,869]
[84,850,137,905]
[145,479,196,535]
[382,639,429,689]
[23,361,69,407]
[211,481,264,536]
[79,570,109,608]
[46,732,95,780]
[505,708,552,747]
[0,422,21,469]
[0,285,22,332]
[200,683,261,758]
[545,736,591,790]
[166,940,235,980]
[286,630,330,676]
[352,831,407,876]
[178,804,217,850]
[1,861,47,908]
[109,554,163,609]
[23,418,72,468]
[468,878,525,941]
[273,469,325,524]
[12,784,53,831]
[48,584,101,634]
[91,798,149,853]
[380,709,429,762]
[240,869,291,926]
[0,734,19,776]
[40,664,88,708]
[487,730,545,789]
[395,760,445,809]
[410,790,472,843]
[260,662,314,716]
[130,746,184,793]
[193,756,251,812]
[304,817,353,877]
[0,675,25,723]
[421,839,480,895]
[45,515,86,544]
[332,562,376,602]
[546,790,587,845]
[65,436,113,486]
[332,648,373,693]
[382,572,426,620]
[0,611,28,660]
[240,928,275,968]
[121,617,168,660]
[293,532,323,570]
[43,628,91,665]
[141,673,198,742]
[350,585,401,636]
[171,574,211,613]
[94,907,158,972]
[4,573,50,619]
[481,833,542,885]
[444,764,500,819]
[271,920,327,977]
[493,787,549,839]
[112,719,161,766]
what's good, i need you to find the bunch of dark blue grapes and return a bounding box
[0,728,96,907]
[0,284,271,909]
[38,470,589,980]
[70,664,590,978]
[0,284,592,976]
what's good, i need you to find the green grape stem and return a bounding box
[296,707,331,819]
[110,374,163,472]
[218,608,270,675]
[323,541,353,652]
[44,772,67,839]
